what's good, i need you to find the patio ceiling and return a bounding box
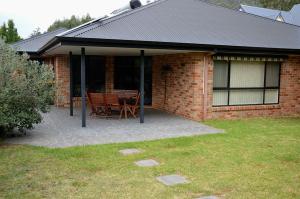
[43,44,198,56]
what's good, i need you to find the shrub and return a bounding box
[0,39,54,135]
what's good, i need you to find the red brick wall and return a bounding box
[207,56,300,119]
[54,55,70,107]
[152,53,211,120]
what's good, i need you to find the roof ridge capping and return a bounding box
[202,0,300,28]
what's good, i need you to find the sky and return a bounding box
[0,0,134,38]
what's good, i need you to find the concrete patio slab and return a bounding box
[119,149,142,155]
[156,174,189,186]
[5,107,222,148]
[135,159,159,167]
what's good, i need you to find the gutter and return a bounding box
[38,36,300,56]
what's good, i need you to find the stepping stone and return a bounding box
[196,196,219,199]
[156,174,189,186]
[135,159,159,167]
[119,148,142,155]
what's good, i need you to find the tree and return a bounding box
[47,14,93,32]
[203,0,299,10]
[0,23,7,40]
[0,19,21,43]
[0,39,55,135]
[260,0,300,10]
[30,27,42,38]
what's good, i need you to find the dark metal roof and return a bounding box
[240,4,300,26]
[11,28,67,53]
[54,0,300,52]
[240,5,281,20]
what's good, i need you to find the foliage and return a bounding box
[204,0,261,9]
[260,0,300,10]
[0,39,54,135]
[30,27,42,38]
[47,14,93,32]
[205,0,299,10]
[0,20,21,43]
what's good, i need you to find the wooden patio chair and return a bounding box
[86,92,106,116]
[104,93,121,117]
[127,92,140,118]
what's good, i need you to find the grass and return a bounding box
[0,118,299,198]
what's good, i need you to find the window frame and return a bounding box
[213,60,281,107]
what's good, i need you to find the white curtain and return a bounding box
[265,89,279,104]
[213,61,228,88]
[266,62,280,87]
[213,91,228,106]
[230,61,265,88]
[229,90,264,105]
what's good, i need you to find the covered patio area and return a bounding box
[5,107,222,148]
[45,43,210,125]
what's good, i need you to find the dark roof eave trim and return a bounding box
[39,36,300,55]
[38,37,60,54]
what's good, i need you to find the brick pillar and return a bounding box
[279,56,300,115]
[203,54,214,120]
[54,55,70,107]
[105,56,114,92]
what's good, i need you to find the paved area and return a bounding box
[156,174,189,186]
[5,107,222,148]
[119,148,142,155]
[135,159,159,167]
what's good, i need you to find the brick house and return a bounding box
[12,0,300,127]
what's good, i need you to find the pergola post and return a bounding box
[69,51,73,116]
[81,48,86,127]
[140,50,145,123]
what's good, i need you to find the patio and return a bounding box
[5,107,222,148]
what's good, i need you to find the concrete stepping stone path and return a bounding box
[156,174,189,186]
[135,159,159,167]
[196,196,219,199]
[119,148,142,155]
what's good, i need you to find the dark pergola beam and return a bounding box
[81,48,86,127]
[140,50,145,123]
[69,51,73,116]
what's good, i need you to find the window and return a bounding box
[114,56,152,105]
[72,56,106,97]
[213,60,280,106]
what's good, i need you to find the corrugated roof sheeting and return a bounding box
[11,28,67,52]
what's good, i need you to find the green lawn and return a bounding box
[0,118,299,199]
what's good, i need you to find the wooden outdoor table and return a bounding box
[119,96,135,119]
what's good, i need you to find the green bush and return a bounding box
[0,39,54,135]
